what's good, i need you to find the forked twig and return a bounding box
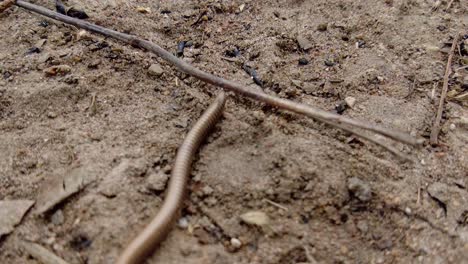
[12,1,422,152]
[430,34,460,146]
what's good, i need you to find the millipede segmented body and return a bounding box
[117,92,227,264]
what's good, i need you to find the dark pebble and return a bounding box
[25,47,41,55]
[55,0,67,15]
[69,234,92,251]
[324,59,335,67]
[437,25,446,31]
[3,71,12,80]
[161,10,172,14]
[67,8,89,19]
[39,21,49,27]
[225,47,240,57]
[335,101,348,114]
[177,41,186,57]
[357,40,366,48]
[298,58,309,65]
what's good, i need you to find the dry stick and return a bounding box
[430,34,460,146]
[329,121,413,162]
[15,0,421,148]
[445,0,455,11]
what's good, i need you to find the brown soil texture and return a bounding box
[1,0,468,263]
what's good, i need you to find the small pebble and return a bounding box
[298,58,309,65]
[47,111,58,119]
[449,123,456,131]
[404,207,412,215]
[296,35,313,51]
[348,177,372,202]
[177,217,189,229]
[230,238,242,249]
[44,65,71,76]
[335,101,347,114]
[345,96,356,108]
[51,210,64,225]
[324,59,335,67]
[148,63,164,77]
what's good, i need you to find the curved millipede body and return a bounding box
[116,92,227,264]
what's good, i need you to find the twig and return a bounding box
[445,0,455,11]
[14,0,422,148]
[430,34,460,146]
[264,198,288,211]
[19,240,70,264]
[327,120,414,162]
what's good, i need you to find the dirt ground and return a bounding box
[1,0,467,263]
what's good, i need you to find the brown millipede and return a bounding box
[116,92,227,264]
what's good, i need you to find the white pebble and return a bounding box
[230,238,242,249]
[449,123,456,131]
[177,217,189,229]
[404,207,412,215]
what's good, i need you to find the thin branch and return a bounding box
[326,120,414,162]
[430,34,460,146]
[14,0,422,148]
[445,0,455,11]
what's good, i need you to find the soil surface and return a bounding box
[1,0,467,263]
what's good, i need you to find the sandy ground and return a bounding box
[1,0,467,263]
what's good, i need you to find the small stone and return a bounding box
[296,35,313,51]
[51,210,64,225]
[47,111,58,119]
[298,58,309,65]
[449,123,456,131]
[376,238,393,250]
[148,63,164,77]
[345,96,356,108]
[324,59,335,67]
[44,65,71,76]
[146,172,169,192]
[317,23,328,32]
[348,177,372,202]
[37,53,51,64]
[335,101,347,115]
[239,211,269,226]
[177,217,189,229]
[230,237,242,249]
